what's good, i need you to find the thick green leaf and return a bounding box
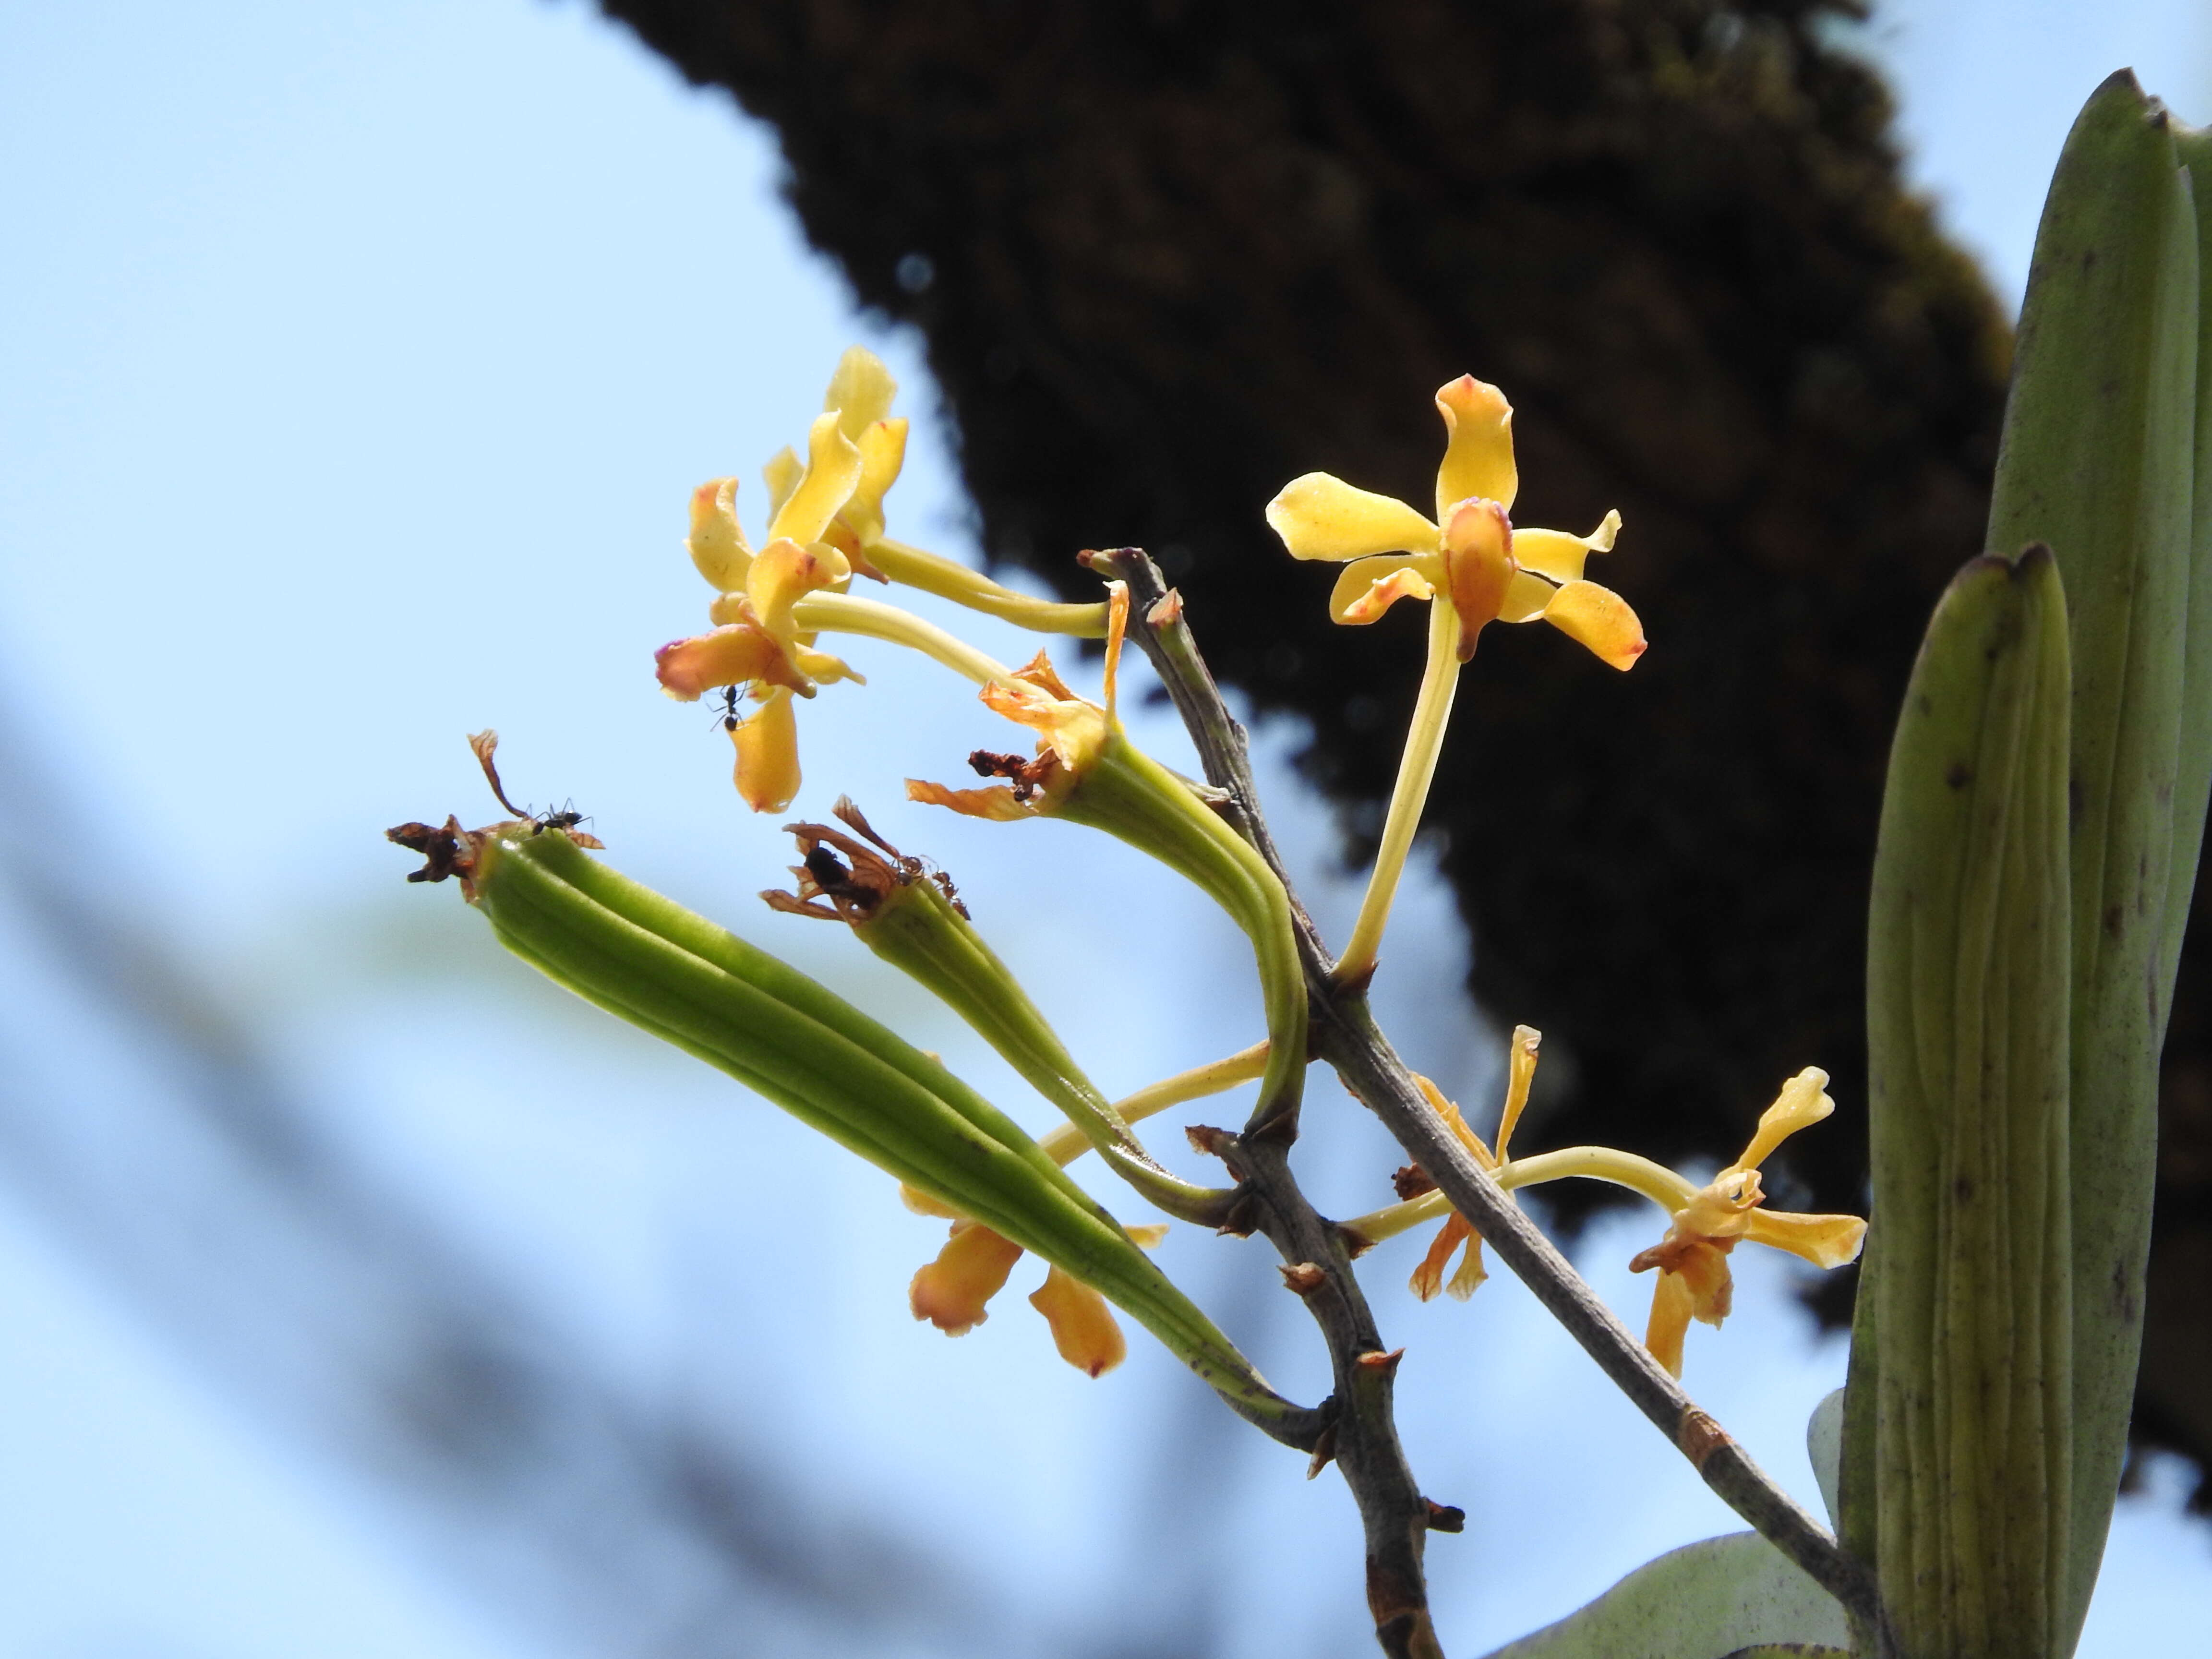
[1479,1389,1851,1659]
[1806,1388,1843,1529]
[1852,547,2074,1657]
[1477,1534,1847,1659]
[1982,71,2201,1647]
[2169,121,2212,1002]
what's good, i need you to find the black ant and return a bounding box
[466,730,600,842]
[833,796,971,920]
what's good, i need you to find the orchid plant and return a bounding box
[392,73,2209,1659]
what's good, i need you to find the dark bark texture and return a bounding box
[596,0,2208,1498]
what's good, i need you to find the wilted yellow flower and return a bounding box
[1628,1068,1867,1377]
[1406,1026,1542,1303]
[905,1196,1168,1378]
[1265,375,1643,668]
[906,585,1129,821]
[1342,1049,1863,1382]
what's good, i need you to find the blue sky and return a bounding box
[0,2,2206,1656]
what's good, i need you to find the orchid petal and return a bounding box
[979,679,1067,732]
[905,778,1034,820]
[1495,1025,1541,1163]
[1735,1067,1835,1171]
[1513,509,1622,584]
[1445,1231,1489,1300]
[822,344,898,439]
[786,644,861,685]
[654,624,790,699]
[910,1222,1023,1335]
[1010,648,1079,702]
[768,412,864,545]
[686,479,752,590]
[1498,570,1557,624]
[749,538,852,639]
[730,687,802,813]
[1329,556,1436,624]
[763,446,803,522]
[1678,1241,1736,1325]
[1265,473,1438,562]
[1414,1072,1496,1168]
[1411,1212,1473,1302]
[1540,579,1648,671]
[836,417,909,547]
[1434,375,1517,517]
[1744,1210,1867,1271]
[1644,1268,1695,1378]
[1029,1266,1127,1377]
[898,1183,960,1219]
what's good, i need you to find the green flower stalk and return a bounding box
[386,813,1308,1436]
[1975,70,2206,1649]
[1851,546,2075,1659]
[907,586,1309,1133]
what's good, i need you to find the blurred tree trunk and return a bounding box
[596,0,2210,1501]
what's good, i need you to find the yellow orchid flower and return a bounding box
[658,347,1106,814]
[763,345,1107,637]
[1343,1049,1864,1379]
[1266,376,1646,985]
[654,354,890,814]
[1626,1068,1866,1377]
[752,345,911,579]
[1266,375,1643,668]
[1403,1026,1542,1303]
[905,586,1129,822]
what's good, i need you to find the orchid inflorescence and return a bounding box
[647,347,1863,1382]
[396,76,2212,1656]
[395,339,1880,1659]
[400,343,1874,1658]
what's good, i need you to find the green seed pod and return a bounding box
[765,804,1238,1222]
[1852,548,2074,1659]
[1981,70,2202,1646]
[397,818,1307,1437]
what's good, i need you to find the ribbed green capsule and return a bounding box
[1979,70,2203,1647]
[768,807,1238,1223]
[427,820,1305,1436]
[1849,548,2073,1659]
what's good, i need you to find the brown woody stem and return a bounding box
[1087,547,1892,1658]
[1082,550,1449,1658]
